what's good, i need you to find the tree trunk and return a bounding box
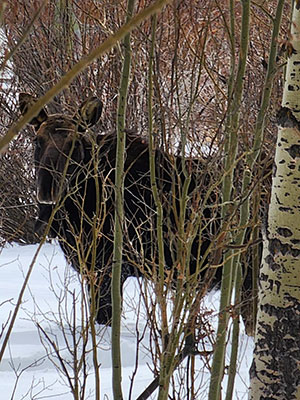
[111,0,136,398]
[250,3,300,398]
[208,1,251,398]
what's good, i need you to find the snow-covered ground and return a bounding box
[0,243,253,399]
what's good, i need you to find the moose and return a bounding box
[19,93,255,330]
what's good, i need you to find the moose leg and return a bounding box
[240,230,261,336]
[92,270,113,325]
[240,263,256,336]
[93,266,131,325]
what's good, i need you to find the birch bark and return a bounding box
[250,3,300,398]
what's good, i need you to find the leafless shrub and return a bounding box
[0,1,291,397]
[0,0,287,245]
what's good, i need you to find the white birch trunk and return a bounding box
[250,3,300,399]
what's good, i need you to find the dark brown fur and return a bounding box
[19,94,230,326]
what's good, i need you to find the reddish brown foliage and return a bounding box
[0,0,289,244]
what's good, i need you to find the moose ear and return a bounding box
[76,97,103,132]
[19,93,48,130]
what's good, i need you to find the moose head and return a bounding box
[19,93,103,205]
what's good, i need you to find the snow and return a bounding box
[0,243,253,399]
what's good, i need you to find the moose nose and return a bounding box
[37,187,56,204]
[36,168,59,204]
